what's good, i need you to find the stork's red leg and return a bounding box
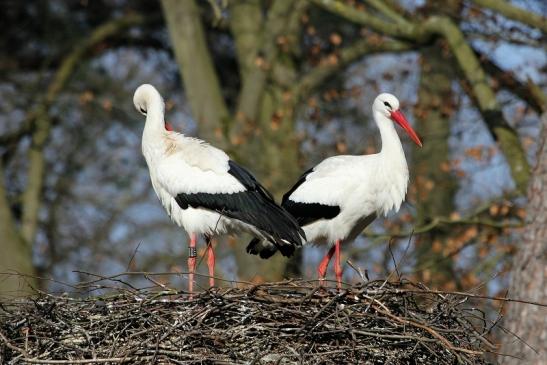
[317,245,336,285]
[206,237,215,287]
[334,239,343,290]
[187,233,197,294]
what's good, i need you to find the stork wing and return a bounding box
[157,146,304,253]
[282,172,341,226]
[282,156,365,226]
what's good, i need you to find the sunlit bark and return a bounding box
[500,113,547,364]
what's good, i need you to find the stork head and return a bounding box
[133,84,164,117]
[373,93,422,147]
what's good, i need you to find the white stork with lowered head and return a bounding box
[247,93,422,289]
[133,84,305,293]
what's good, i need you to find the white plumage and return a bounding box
[247,93,422,288]
[134,84,304,293]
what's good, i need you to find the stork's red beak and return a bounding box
[390,110,422,147]
[165,122,174,131]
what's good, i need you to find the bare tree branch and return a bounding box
[364,215,523,240]
[425,16,531,192]
[294,38,414,100]
[311,0,428,41]
[471,0,547,32]
[477,50,546,114]
[19,13,146,246]
[310,0,531,193]
[0,14,145,295]
[364,0,412,25]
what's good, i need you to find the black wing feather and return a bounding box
[282,167,314,205]
[247,166,341,259]
[174,160,304,256]
[281,166,341,226]
[282,201,340,226]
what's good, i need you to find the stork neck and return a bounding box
[371,111,410,216]
[375,111,406,162]
[143,96,166,136]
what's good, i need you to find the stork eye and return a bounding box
[140,107,147,115]
[383,101,392,109]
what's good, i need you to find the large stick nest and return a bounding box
[1,277,495,364]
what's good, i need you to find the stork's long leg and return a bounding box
[206,236,215,287]
[187,233,197,294]
[333,239,343,290]
[317,245,336,285]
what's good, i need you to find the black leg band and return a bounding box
[188,246,197,258]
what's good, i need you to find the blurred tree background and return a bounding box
[0,0,545,361]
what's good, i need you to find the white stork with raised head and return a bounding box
[133,84,305,293]
[247,93,422,289]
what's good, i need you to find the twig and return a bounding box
[125,242,141,272]
[373,306,483,356]
[0,276,509,363]
[0,329,29,358]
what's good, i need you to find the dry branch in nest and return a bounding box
[0,277,497,364]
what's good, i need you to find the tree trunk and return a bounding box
[161,0,230,146]
[229,1,305,280]
[413,0,460,287]
[413,44,458,287]
[0,161,36,297]
[231,85,303,281]
[499,113,547,364]
[0,14,145,296]
[160,0,303,281]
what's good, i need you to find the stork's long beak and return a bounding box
[390,110,422,147]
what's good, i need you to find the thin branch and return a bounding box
[470,0,547,32]
[0,279,496,362]
[0,15,145,295]
[294,38,414,99]
[425,16,531,192]
[476,49,546,114]
[0,329,29,358]
[386,288,547,308]
[310,0,427,41]
[310,0,531,193]
[374,305,483,355]
[18,13,146,247]
[364,215,523,240]
[21,357,159,364]
[0,14,146,147]
[0,119,35,146]
[364,0,411,25]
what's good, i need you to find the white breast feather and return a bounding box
[375,160,408,216]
